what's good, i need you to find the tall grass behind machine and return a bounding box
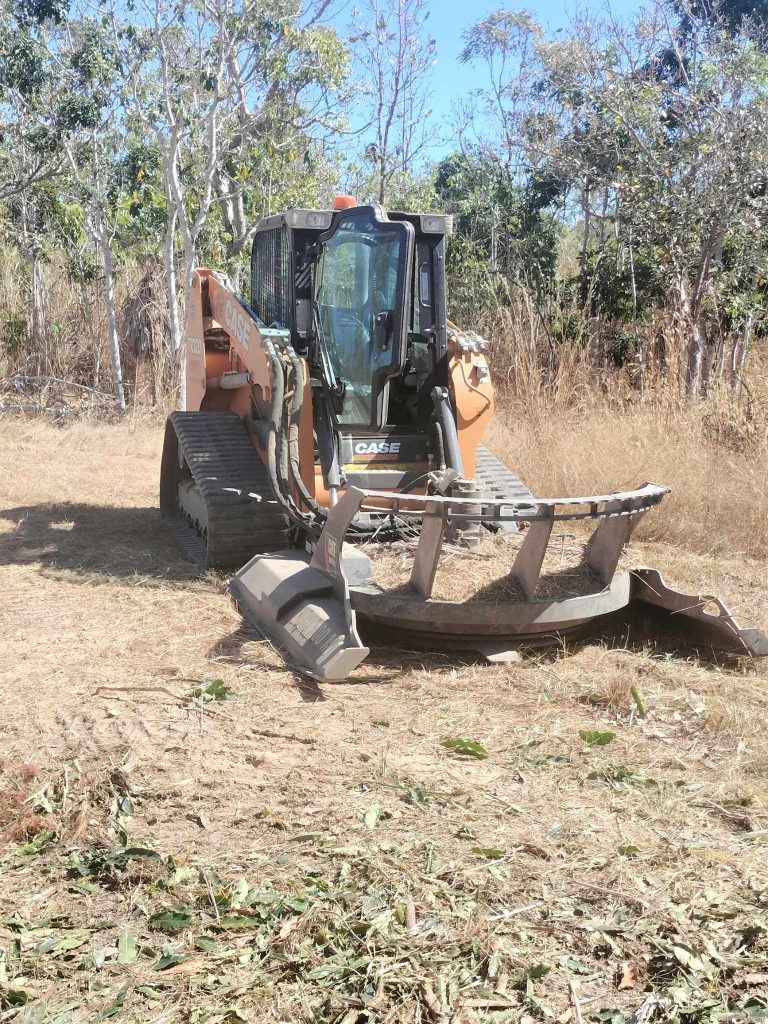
[160,198,767,680]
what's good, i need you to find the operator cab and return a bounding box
[249,202,452,431]
[249,201,454,492]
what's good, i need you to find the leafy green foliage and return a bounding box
[147,908,193,933]
[18,0,70,23]
[193,679,236,702]
[436,153,559,321]
[67,845,160,883]
[0,33,50,95]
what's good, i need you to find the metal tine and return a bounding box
[586,497,647,586]
[410,500,447,598]
[509,506,555,600]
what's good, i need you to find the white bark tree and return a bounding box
[46,13,135,410]
[114,0,348,406]
[350,0,437,204]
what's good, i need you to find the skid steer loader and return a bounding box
[160,197,767,680]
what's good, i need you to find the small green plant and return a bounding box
[580,729,616,746]
[193,679,236,702]
[630,685,646,717]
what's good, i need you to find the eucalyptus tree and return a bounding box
[460,3,768,394]
[349,0,437,205]
[111,0,348,403]
[0,0,121,380]
[534,6,768,392]
[1,0,62,360]
[0,0,71,201]
[52,16,134,409]
[457,10,544,179]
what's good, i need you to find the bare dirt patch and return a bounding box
[1,416,766,1023]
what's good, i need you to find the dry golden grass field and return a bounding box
[1,408,767,1024]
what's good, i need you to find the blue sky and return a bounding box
[329,0,639,158]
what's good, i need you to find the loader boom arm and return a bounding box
[185,269,277,413]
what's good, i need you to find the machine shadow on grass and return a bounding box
[208,624,408,698]
[0,501,201,584]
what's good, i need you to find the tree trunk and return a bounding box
[685,318,706,397]
[30,257,46,374]
[685,220,725,397]
[579,178,591,305]
[163,209,182,358]
[82,281,100,392]
[733,311,754,400]
[628,231,643,396]
[174,245,198,412]
[19,193,47,374]
[97,224,126,412]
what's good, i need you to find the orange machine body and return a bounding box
[184,269,494,510]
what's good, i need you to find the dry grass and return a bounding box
[486,397,768,560]
[0,411,766,1022]
[0,249,172,410]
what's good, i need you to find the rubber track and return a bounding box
[473,444,534,534]
[475,444,535,505]
[165,411,290,570]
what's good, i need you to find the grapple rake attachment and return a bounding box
[230,484,768,682]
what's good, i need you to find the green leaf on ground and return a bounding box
[472,846,506,859]
[136,987,163,1000]
[363,803,382,828]
[580,729,616,746]
[154,952,189,971]
[14,831,55,857]
[148,908,193,933]
[92,984,129,1022]
[2,990,30,1007]
[216,915,260,930]
[441,737,488,759]
[117,931,137,964]
[194,679,235,702]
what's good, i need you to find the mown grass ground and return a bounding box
[0,413,767,1024]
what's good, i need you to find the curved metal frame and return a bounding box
[317,483,668,603]
[229,481,767,681]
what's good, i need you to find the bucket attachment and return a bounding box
[230,482,768,680]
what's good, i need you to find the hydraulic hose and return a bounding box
[431,387,464,477]
[264,338,418,543]
[282,343,328,527]
[263,339,300,522]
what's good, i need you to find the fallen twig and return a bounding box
[95,684,192,703]
[569,979,584,1024]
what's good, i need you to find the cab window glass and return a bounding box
[315,217,405,426]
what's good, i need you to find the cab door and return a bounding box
[313,206,414,432]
